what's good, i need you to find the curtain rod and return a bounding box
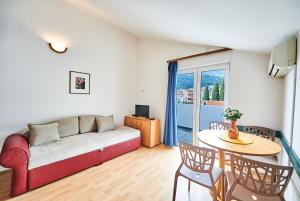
[166,48,232,63]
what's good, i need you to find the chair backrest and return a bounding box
[228,153,293,197]
[179,141,216,173]
[209,121,230,130]
[243,126,276,141]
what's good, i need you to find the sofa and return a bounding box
[0,115,141,197]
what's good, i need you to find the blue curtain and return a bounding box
[163,61,178,146]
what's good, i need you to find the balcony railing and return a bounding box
[177,103,224,144]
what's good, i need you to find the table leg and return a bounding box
[217,150,225,200]
[218,150,225,168]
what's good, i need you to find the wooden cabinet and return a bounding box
[124,116,160,148]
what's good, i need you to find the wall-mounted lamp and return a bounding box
[48,42,67,54]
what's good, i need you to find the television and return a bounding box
[135,105,149,118]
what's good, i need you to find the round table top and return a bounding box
[197,130,282,156]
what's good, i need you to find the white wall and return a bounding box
[229,50,283,130]
[292,32,300,159]
[281,68,296,145]
[137,38,283,139]
[279,32,300,200]
[280,68,296,170]
[0,0,139,146]
[275,65,298,201]
[289,32,300,198]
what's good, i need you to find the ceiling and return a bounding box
[66,0,300,53]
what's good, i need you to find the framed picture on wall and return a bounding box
[69,71,90,94]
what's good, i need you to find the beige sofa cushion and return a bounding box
[87,126,140,148]
[79,115,97,133]
[96,115,115,132]
[56,116,79,137]
[28,126,140,170]
[28,123,60,146]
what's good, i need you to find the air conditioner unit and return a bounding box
[268,36,297,78]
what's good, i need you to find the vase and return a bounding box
[228,120,239,139]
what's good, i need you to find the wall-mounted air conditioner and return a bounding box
[268,36,297,78]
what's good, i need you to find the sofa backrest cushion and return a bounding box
[19,128,30,140]
[79,115,97,133]
[96,115,115,133]
[28,123,60,146]
[56,116,79,137]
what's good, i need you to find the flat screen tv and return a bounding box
[135,105,149,118]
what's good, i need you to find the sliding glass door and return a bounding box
[198,68,227,131]
[176,64,229,144]
[176,70,196,144]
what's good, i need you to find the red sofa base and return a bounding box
[28,137,141,190]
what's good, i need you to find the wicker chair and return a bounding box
[243,126,276,141]
[173,141,224,201]
[243,126,279,164]
[209,121,230,130]
[225,154,293,201]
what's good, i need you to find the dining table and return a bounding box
[197,129,282,200]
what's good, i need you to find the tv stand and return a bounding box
[132,114,152,119]
[124,116,160,148]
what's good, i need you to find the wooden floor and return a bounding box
[0,145,211,201]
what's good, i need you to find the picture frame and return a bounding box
[69,71,90,94]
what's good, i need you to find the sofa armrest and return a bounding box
[0,134,29,167]
[0,134,29,196]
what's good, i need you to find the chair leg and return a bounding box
[225,184,235,201]
[211,188,218,201]
[188,180,191,192]
[221,172,225,201]
[172,174,179,201]
[224,173,227,194]
[225,193,232,201]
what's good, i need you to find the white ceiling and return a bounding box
[67,0,300,53]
